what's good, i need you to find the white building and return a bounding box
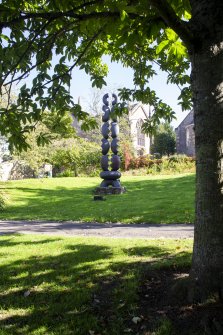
[128,103,151,156]
[0,136,13,181]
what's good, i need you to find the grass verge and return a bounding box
[0,234,193,335]
[0,174,195,223]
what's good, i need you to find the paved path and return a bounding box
[0,220,194,239]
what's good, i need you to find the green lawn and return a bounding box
[0,174,195,223]
[0,234,193,335]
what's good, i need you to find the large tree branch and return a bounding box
[149,0,193,49]
[0,0,102,26]
[0,8,141,30]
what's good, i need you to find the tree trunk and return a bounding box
[189,0,223,301]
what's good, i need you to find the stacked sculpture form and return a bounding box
[95,93,125,195]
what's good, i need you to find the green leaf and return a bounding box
[156,40,169,54]
[165,28,178,41]
[120,10,128,21]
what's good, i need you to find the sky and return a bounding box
[15,53,189,129]
[70,56,190,128]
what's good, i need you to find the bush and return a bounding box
[124,154,195,175]
[56,169,75,177]
[128,155,163,169]
[151,132,176,156]
[151,122,176,157]
[147,155,195,175]
[51,138,101,177]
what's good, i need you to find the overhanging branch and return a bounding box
[0,8,141,30]
[148,0,193,49]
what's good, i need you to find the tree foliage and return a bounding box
[151,122,176,156]
[0,0,192,149]
[50,138,101,177]
[13,111,77,174]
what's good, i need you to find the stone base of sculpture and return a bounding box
[94,186,126,195]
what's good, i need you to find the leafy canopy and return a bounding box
[0,0,192,149]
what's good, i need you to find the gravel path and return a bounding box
[0,220,194,239]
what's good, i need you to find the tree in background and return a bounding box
[13,111,77,175]
[151,122,176,157]
[50,137,101,177]
[0,0,223,301]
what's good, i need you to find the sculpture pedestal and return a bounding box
[94,186,126,195]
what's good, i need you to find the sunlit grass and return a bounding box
[0,174,195,223]
[0,234,192,335]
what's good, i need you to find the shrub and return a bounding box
[167,154,195,164]
[121,143,133,171]
[124,154,195,175]
[56,169,75,177]
[51,138,101,177]
[151,122,176,157]
[128,155,163,170]
[147,155,195,175]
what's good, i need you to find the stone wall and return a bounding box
[0,162,14,181]
[0,161,35,181]
[175,110,195,156]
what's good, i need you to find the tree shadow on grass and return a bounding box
[0,238,195,335]
[0,235,62,247]
[122,245,172,258]
[0,242,113,335]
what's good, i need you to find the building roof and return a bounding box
[175,110,194,130]
[128,103,149,119]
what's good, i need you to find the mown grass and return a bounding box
[0,174,195,223]
[0,234,193,335]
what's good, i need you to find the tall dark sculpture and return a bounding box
[95,93,125,195]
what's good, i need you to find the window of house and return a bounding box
[136,119,145,146]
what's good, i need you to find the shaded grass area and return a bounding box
[0,235,193,335]
[0,174,195,223]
